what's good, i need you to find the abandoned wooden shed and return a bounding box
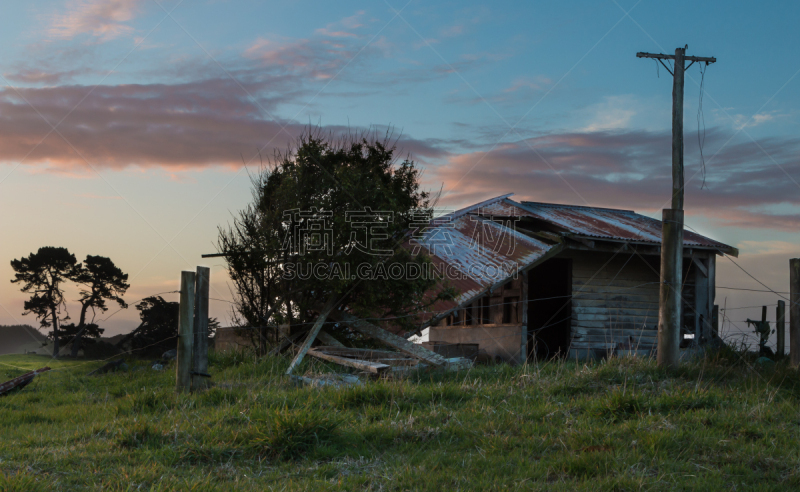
[414,194,738,362]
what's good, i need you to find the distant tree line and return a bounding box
[10,247,129,358]
[9,246,217,359]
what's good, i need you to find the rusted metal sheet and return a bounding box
[413,193,735,329]
[413,196,561,325]
[515,200,736,255]
[0,367,50,396]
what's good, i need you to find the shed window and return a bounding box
[503,296,519,324]
[480,297,490,324]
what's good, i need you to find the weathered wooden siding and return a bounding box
[562,250,661,356]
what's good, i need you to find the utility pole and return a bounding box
[791,258,800,367]
[637,46,716,369]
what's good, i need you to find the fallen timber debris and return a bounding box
[283,304,471,376]
[307,349,391,374]
[332,310,449,367]
[269,329,309,356]
[0,367,50,396]
[316,330,345,348]
[285,297,338,375]
[291,373,362,388]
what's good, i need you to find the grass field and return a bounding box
[0,346,798,491]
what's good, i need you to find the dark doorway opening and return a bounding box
[528,258,572,359]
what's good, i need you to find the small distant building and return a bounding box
[213,327,253,352]
[415,194,737,362]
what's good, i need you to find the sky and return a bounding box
[0,0,798,347]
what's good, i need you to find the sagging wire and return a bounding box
[698,62,708,189]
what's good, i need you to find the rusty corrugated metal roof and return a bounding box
[515,200,737,255]
[415,196,562,325]
[415,193,736,327]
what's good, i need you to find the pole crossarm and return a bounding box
[637,52,716,64]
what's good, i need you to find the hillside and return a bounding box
[0,347,798,490]
[0,324,47,355]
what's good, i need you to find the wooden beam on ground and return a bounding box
[317,330,345,348]
[307,349,390,374]
[376,358,419,366]
[333,310,448,367]
[0,367,50,395]
[285,297,338,375]
[314,346,399,358]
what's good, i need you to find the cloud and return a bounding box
[245,11,373,80]
[427,128,800,230]
[503,76,551,94]
[49,0,145,41]
[581,95,639,132]
[729,111,784,130]
[0,79,445,173]
[4,68,91,85]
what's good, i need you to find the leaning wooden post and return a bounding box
[176,270,196,392]
[285,297,337,375]
[776,300,785,358]
[192,266,211,390]
[790,259,800,367]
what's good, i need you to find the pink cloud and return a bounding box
[427,130,800,230]
[0,80,444,173]
[49,0,144,41]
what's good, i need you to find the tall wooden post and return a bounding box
[790,258,800,367]
[776,300,785,357]
[192,266,211,390]
[658,209,683,368]
[670,47,685,211]
[636,47,716,369]
[176,270,195,392]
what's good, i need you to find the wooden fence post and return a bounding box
[776,300,786,358]
[790,259,800,367]
[176,270,196,392]
[192,266,211,390]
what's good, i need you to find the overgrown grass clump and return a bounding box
[0,346,798,490]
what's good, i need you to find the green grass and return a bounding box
[0,348,799,491]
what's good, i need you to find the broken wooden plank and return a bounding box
[376,358,419,366]
[291,373,362,388]
[316,330,345,348]
[285,297,338,375]
[269,328,309,356]
[333,311,448,367]
[314,346,400,358]
[0,367,50,396]
[307,349,391,374]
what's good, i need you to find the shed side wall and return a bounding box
[559,250,661,358]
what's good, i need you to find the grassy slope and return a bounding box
[0,349,798,491]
